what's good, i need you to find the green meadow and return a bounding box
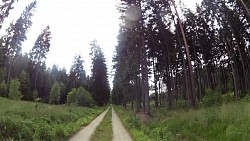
[115,101,250,141]
[0,97,104,140]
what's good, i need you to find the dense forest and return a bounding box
[1,0,250,140]
[0,0,110,106]
[1,0,250,112]
[112,0,250,115]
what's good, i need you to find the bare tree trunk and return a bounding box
[6,58,12,89]
[175,22,190,104]
[138,1,150,115]
[142,39,150,115]
[153,58,159,108]
[131,95,134,110]
[171,0,196,107]
[34,65,38,91]
[136,76,141,113]
[159,81,162,107]
[224,39,239,99]
[140,43,145,113]
[228,20,248,93]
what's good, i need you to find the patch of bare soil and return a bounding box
[136,112,152,122]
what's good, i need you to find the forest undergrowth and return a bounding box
[115,100,250,141]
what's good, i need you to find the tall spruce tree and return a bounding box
[90,40,110,106]
[3,1,36,87]
[68,54,87,89]
[29,25,51,92]
[0,0,16,29]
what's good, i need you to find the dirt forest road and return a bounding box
[68,107,109,141]
[68,106,132,141]
[112,107,133,141]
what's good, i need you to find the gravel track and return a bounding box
[68,107,109,141]
[112,107,133,141]
[68,106,132,141]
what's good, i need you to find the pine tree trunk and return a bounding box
[140,43,145,113]
[171,0,196,107]
[131,95,134,110]
[142,40,150,115]
[224,39,239,99]
[153,58,159,108]
[34,63,39,91]
[136,76,140,113]
[175,23,190,103]
[159,81,162,107]
[138,1,150,115]
[6,58,12,89]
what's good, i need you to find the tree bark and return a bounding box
[153,58,159,108]
[138,1,150,115]
[175,22,190,103]
[224,39,239,99]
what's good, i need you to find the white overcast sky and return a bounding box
[1,0,201,84]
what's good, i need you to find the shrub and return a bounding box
[49,81,61,104]
[8,79,22,100]
[67,87,94,107]
[0,118,34,140]
[241,95,250,102]
[19,70,32,101]
[77,87,94,107]
[151,127,175,141]
[33,90,38,100]
[222,91,235,103]
[202,88,222,107]
[67,88,77,105]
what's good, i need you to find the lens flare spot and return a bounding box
[125,5,141,21]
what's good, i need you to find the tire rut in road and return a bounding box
[112,107,133,141]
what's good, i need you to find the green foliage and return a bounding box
[67,87,94,107]
[202,88,223,107]
[0,80,7,97]
[19,70,32,101]
[49,81,61,104]
[114,106,150,141]
[90,40,110,106]
[77,86,94,107]
[115,101,250,141]
[0,97,104,140]
[241,94,250,102]
[67,88,77,105]
[222,91,235,103]
[8,79,22,100]
[227,79,234,92]
[151,126,176,141]
[0,68,6,82]
[68,54,87,89]
[32,90,38,100]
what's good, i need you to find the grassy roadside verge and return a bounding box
[115,102,250,141]
[90,107,112,141]
[0,97,105,140]
[114,106,150,141]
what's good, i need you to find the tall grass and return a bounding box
[0,97,104,140]
[115,101,250,141]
